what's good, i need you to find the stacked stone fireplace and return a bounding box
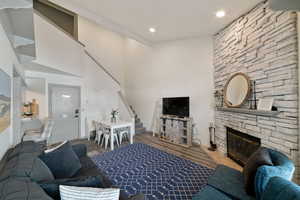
[213,1,299,181]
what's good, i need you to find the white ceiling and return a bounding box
[52,0,263,43]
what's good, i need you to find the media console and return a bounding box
[159,115,193,147]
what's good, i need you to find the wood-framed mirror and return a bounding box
[223,73,251,108]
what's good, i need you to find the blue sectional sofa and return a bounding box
[0,141,144,200]
[193,148,299,200]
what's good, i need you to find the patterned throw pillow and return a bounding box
[59,185,120,200]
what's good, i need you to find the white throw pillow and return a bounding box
[59,185,120,200]
[45,141,67,153]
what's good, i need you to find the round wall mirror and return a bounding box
[224,73,251,108]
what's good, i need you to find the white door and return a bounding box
[49,84,80,144]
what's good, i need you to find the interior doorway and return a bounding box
[48,84,81,144]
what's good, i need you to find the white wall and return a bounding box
[83,53,121,123]
[34,13,84,77]
[78,16,125,85]
[0,23,24,158]
[124,37,215,146]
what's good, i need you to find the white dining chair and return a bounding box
[118,130,129,145]
[94,121,104,145]
[86,118,94,141]
[23,119,54,146]
[100,123,119,149]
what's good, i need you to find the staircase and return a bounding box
[130,106,146,134]
[0,0,36,63]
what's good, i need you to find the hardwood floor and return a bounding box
[204,146,242,171]
[71,132,241,171]
[135,133,217,169]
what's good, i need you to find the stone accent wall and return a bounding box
[213,1,299,181]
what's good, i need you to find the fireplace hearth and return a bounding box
[227,127,261,166]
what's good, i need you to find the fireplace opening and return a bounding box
[226,127,261,166]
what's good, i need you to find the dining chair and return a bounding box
[118,130,129,145]
[100,123,119,149]
[95,121,105,145]
[23,119,54,146]
[86,118,94,141]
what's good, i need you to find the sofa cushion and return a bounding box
[39,176,103,200]
[72,144,87,159]
[192,186,232,200]
[208,165,254,200]
[1,153,54,182]
[243,147,273,195]
[0,177,53,200]
[255,149,295,199]
[261,177,300,200]
[8,141,44,160]
[0,148,13,178]
[39,141,82,179]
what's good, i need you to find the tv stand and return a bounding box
[159,115,193,147]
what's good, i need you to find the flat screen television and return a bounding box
[162,97,189,118]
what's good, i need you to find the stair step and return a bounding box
[131,106,146,134]
[135,123,143,129]
[135,127,146,134]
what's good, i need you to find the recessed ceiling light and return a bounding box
[149,27,156,33]
[216,10,226,18]
[62,94,71,98]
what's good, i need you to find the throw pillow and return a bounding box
[39,176,103,199]
[32,158,55,182]
[59,185,120,200]
[243,147,273,196]
[39,141,82,179]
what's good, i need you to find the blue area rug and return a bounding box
[92,143,214,200]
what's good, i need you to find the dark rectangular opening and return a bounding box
[33,0,78,39]
[226,127,261,166]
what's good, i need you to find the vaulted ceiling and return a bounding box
[50,0,263,44]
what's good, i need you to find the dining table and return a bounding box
[101,120,134,151]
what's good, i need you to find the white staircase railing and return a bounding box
[118,91,135,135]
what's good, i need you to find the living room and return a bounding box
[0,0,300,199]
